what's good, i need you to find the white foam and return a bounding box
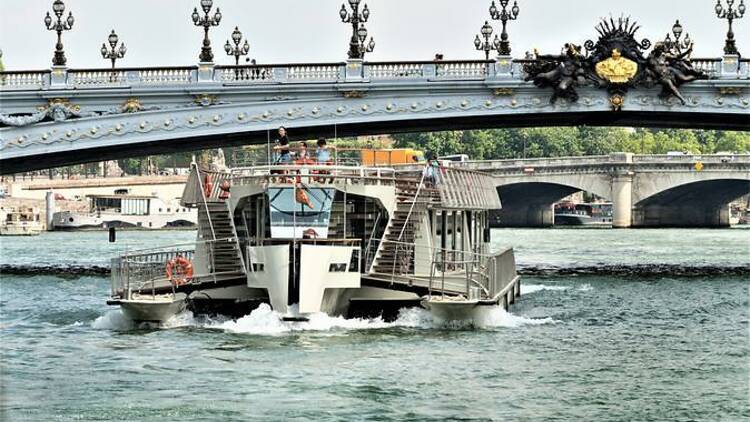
[473,306,557,328]
[521,284,569,295]
[577,283,593,292]
[92,303,555,334]
[91,310,134,331]
[211,304,399,335]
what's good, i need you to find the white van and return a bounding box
[440,154,469,162]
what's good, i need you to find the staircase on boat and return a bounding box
[371,179,435,275]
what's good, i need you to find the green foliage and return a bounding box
[392,128,750,159]
[79,128,750,175]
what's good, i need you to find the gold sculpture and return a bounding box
[595,49,638,83]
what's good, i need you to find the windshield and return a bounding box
[268,187,334,239]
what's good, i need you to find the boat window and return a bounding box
[268,187,334,239]
[329,263,347,272]
[121,198,149,216]
[349,249,360,273]
[252,263,265,272]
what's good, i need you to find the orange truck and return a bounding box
[359,148,424,166]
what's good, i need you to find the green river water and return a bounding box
[0,228,748,421]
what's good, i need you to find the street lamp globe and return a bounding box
[66,12,74,27]
[357,24,368,42]
[362,4,370,20]
[481,21,493,37]
[348,0,359,8]
[232,26,242,44]
[53,0,65,16]
[214,8,222,23]
[672,20,683,39]
[511,2,520,17]
[242,40,250,54]
[489,2,498,18]
[119,43,127,56]
[367,37,375,52]
[339,5,348,21]
[716,0,723,16]
[100,44,108,57]
[201,0,213,13]
[740,1,746,14]
[192,8,200,23]
[108,30,119,48]
[44,12,52,27]
[224,40,232,54]
[474,35,482,49]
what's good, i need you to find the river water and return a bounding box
[1,228,748,421]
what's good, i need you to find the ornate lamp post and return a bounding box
[101,30,127,70]
[489,0,520,56]
[715,0,746,55]
[339,0,375,59]
[224,27,250,66]
[664,20,691,55]
[192,0,222,63]
[474,21,500,60]
[44,0,75,66]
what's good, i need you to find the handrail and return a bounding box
[194,164,217,242]
[397,171,427,242]
[363,211,383,273]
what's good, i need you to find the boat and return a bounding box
[107,154,521,324]
[53,191,197,231]
[0,206,44,236]
[554,202,613,226]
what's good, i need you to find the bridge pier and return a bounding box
[611,174,634,228]
[492,205,555,227]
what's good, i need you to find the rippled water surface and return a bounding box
[1,228,748,421]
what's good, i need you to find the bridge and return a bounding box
[453,153,750,228]
[1,56,748,174]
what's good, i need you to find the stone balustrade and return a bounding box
[1,57,746,91]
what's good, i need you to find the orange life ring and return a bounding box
[166,256,194,286]
[203,174,213,197]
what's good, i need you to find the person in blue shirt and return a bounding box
[316,138,331,164]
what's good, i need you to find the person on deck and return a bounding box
[274,127,291,164]
[296,142,313,164]
[316,138,331,164]
[423,153,441,187]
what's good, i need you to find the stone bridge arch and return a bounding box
[632,178,750,227]
[493,174,613,227]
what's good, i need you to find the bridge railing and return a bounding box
[0,70,51,90]
[632,154,750,164]
[454,155,614,170]
[1,56,746,91]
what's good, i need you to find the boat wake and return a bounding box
[91,303,556,334]
[521,284,569,295]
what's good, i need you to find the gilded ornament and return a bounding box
[120,98,144,113]
[195,94,219,107]
[595,49,638,84]
[609,94,625,111]
[493,88,515,96]
[343,90,366,99]
[718,87,742,95]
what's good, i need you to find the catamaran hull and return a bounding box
[118,296,187,323]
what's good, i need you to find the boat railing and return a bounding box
[110,237,241,300]
[231,165,397,187]
[374,239,517,300]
